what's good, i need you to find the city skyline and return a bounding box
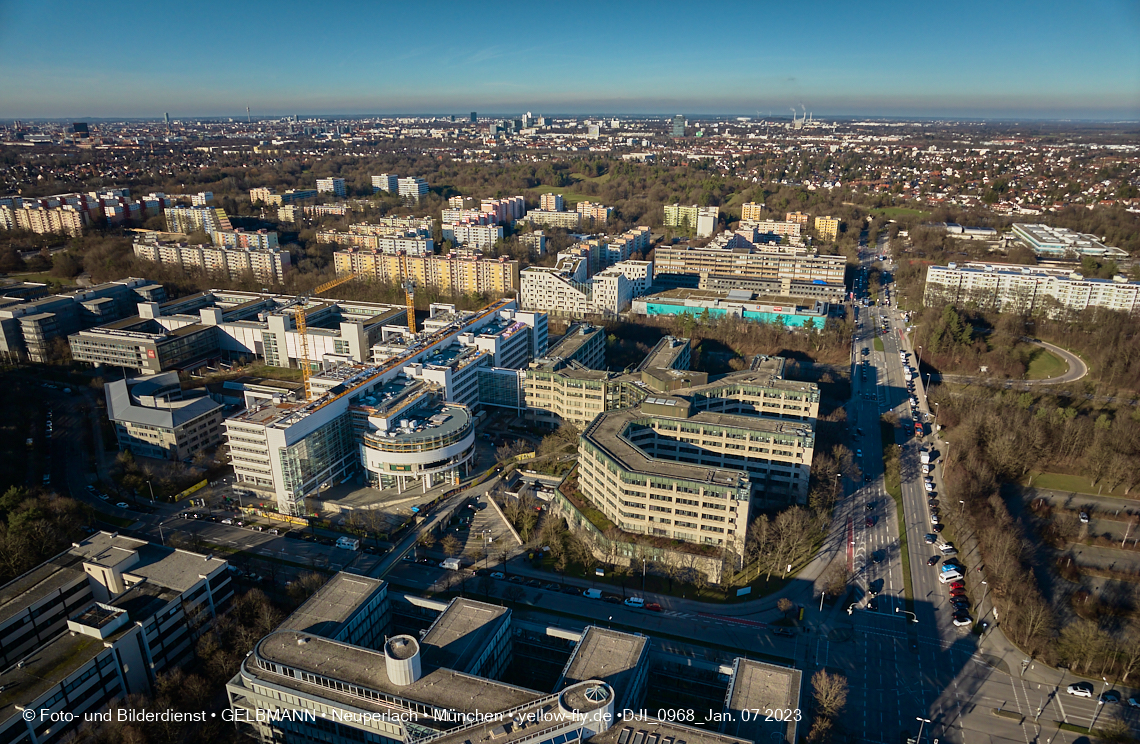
[1,0,1138,120]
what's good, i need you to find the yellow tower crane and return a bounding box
[400,252,417,335]
[296,273,358,400]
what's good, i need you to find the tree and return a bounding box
[502,585,525,604]
[811,670,849,719]
[441,534,461,557]
[417,531,436,551]
[777,597,794,616]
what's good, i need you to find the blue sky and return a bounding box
[1,0,1138,120]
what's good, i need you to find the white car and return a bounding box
[1067,683,1094,698]
[930,514,940,524]
[116,502,130,509]
[924,482,935,492]
[953,616,972,627]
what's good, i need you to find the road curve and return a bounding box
[932,338,1087,387]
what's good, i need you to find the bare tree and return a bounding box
[777,597,795,616]
[441,534,461,557]
[812,670,849,719]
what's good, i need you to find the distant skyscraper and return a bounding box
[470,111,477,123]
[164,112,169,128]
[671,115,685,137]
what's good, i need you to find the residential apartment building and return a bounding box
[106,372,224,460]
[316,177,347,197]
[165,205,232,236]
[0,189,170,236]
[577,201,614,224]
[134,232,291,283]
[371,173,399,193]
[744,219,802,238]
[520,230,546,256]
[560,227,651,276]
[540,192,564,211]
[190,191,213,206]
[664,204,718,237]
[317,229,433,256]
[653,244,846,299]
[442,221,504,249]
[333,249,519,294]
[525,209,582,230]
[0,278,165,363]
[1011,222,1129,259]
[481,196,526,223]
[923,261,1140,317]
[741,202,765,222]
[0,204,86,236]
[248,188,318,205]
[0,533,230,744]
[398,176,429,203]
[785,211,809,226]
[814,215,840,240]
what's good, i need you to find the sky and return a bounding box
[1,0,1138,121]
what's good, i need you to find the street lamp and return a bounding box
[896,607,918,623]
[146,479,156,503]
[916,717,931,742]
[1089,677,1109,731]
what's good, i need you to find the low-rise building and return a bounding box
[633,288,829,328]
[1011,222,1129,259]
[0,533,230,744]
[106,372,224,460]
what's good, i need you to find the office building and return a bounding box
[923,261,1140,317]
[316,177,347,197]
[814,215,839,240]
[538,322,606,370]
[0,278,165,363]
[372,174,399,194]
[524,209,582,230]
[653,243,846,299]
[318,229,434,256]
[470,111,477,122]
[333,249,519,295]
[106,372,224,460]
[664,204,718,237]
[633,289,829,327]
[0,533,230,744]
[671,114,685,137]
[249,188,318,206]
[741,202,765,222]
[134,232,291,284]
[69,289,405,375]
[1011,223,1129,259]
[442,221,504,249]
[165,205,232,236]
[576,201,614,224]
[540,192,564,212]
[398,177,429,203]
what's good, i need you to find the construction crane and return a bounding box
[400,252,417,335]
[296,273,357,400]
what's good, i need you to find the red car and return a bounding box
[950,588,967,597]
[644,602,662,612]
[865,516,875,527]
[950,581,965,590]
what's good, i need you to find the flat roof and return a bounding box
[0,630,105,718]
[0,553,86,626]
[70,532,227,592]
[421,598,509,672]
[636,336,688,372]
[558,627,646,701]
[254,630,538,715]
[546,323,602,361]
[280,573,385,638]
[722,659,802,743]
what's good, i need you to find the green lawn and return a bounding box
[525,186,595,204]
[8,272,77,286]
[874,337,885,352]
[870,207,931,220]
[1024,471,1132,498]
[880,420,912,602]
[1025,349,1067,380]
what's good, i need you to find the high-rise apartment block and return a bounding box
[442,221,504,249]
[398,177,430,203]
[317,227,433,256]
[576,201,614,224]
[0,189,169,236]
[134,232,292,283]
[334,249,519,295]
[520,255,643,317]
[480,196,526,224]
[164,205,232,236]
[815,215,840,240]
[190,191,213,205]
[249,187,318,205]
[540,192,564,211]
[316,177,347,197]
[525,210,582,230]
[745,219,802,238]
[664,204,718,237]
[371,173,399,193]
[924,261,1140,316]
[741,202,765,221]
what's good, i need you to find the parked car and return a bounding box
[1100,690,1121,704]
[953,616,972,627]
[927,556,939,566]
[644,602,662,612]
[116,502,130,509]
[490,571,505,579]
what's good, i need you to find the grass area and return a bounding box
[569,172,611,184]
[1025,348,1067,380]
[8,272,78,286]
[1024,471,1132,498]
[873,337,885,352]
[880,418,913,604]
[244,364,305,381]
[870,207,931,220]
[525,186,595,204]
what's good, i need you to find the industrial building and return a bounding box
[0,533,230,744]
[633,289,830,328]
[923,261,1140,316]
[0,278,166,363]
